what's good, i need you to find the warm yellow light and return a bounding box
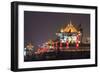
[78,31,81,35]
[61,29,64,32]
[78,41,80,43]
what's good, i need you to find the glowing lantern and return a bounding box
[78,41,80,43]
[49,46,52,48]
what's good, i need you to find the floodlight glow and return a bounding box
[68,37,72,43]
[72,36,77,41]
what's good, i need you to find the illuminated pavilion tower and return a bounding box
[56,20,81,48]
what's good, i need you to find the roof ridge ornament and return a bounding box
[69,20,72,25]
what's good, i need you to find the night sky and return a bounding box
[24,11,90,48]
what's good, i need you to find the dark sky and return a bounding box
[24,11,90,48]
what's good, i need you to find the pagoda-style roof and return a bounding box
[60,21,79,33]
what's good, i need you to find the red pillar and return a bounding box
[52,42,55,49]
[60,41,62,50]
[76,35,79,49]
[76,41,79,48]
[66,40,69,48]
